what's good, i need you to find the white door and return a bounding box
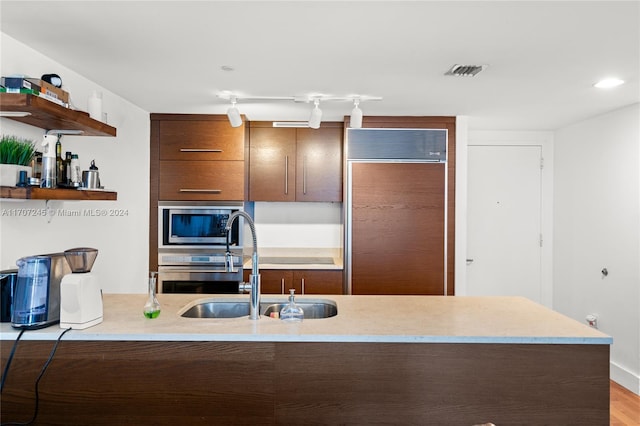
[467,145,543,302]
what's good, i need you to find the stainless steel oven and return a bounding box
[157,252,246,294]
[157,202,247,294]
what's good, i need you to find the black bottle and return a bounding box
[64,151,72,184]
[55,136,65,186]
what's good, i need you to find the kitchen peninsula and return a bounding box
[1,294,611,425]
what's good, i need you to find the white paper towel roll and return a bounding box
[88,90,102,121]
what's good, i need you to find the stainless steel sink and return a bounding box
[261,301,337,319]
[179,298,338,319]
[180,300,250,318]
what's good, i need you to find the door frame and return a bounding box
[463,130,554,307]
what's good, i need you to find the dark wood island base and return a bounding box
[1,340,609,425]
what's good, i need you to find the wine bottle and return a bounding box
[55,136,65,185]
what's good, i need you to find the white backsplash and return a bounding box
[253,202,342,248]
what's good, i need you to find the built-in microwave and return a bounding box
[158,202,243,249]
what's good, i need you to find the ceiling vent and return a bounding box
[272,121,311,128]
[445,64,487,77]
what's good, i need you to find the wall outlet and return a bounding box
[586,314,598,329]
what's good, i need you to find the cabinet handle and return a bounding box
[179,148,223,153]
[281,278,285,294]
[303,155,307,194]
[178,189,222,193]
[284,156,289,195]
[301,278,305,295]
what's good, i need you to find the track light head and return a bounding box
[227,97,242,128]
[350,99,363,129]
[308,99,322,129]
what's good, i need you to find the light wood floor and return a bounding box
[611,380,640,425]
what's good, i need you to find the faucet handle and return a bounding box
[224,251,236,272]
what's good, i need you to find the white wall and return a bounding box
[0,33,150,293]
[253,202,342,249]
[554,103,640,394]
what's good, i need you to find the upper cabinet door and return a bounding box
[249,127,296,201]
[159,120,244,161]
[295,127,343,202]
[248,123,343,202]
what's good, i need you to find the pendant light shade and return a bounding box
[308,99,322,129]
[350,99,363,129]
[227,97,242,128]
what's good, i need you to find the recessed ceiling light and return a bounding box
[594,78,624,89]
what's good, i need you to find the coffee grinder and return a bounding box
[60,247,103,329]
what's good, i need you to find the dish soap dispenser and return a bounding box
[143,272,161,319]
[40,134,57,188]
[280,289,304,322]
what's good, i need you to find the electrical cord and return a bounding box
[1,327,72,426]
[0,328,26,393]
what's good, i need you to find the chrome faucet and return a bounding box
[225,211,260,320]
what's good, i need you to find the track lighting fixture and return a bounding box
[218,92,381,128]
[308,99,322,129]
[350,99,363,129]
[226,97,242,128]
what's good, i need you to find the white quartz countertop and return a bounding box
[0,294,612,345]
[243,247,343,270]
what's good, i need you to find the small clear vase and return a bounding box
[280,289,304,322]
[143,272,161,319]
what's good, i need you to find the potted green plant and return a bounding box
[0,134,36,186]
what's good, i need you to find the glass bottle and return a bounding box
[280,289,304,322]
[143,272,161,319]
[70,154,80,185]
[55,135,65,185]
[64,151,72,184]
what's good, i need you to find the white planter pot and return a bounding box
[0,164,32,186]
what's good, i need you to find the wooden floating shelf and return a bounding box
[0,186,117,201]
[0,93,116,137]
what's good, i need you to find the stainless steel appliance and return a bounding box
[157,252,244,294]
[158,202,246,294]
[1,269,18,322]
[158,202,243,249]
[11,253,71,329]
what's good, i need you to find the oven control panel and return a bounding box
[160,254,243,266]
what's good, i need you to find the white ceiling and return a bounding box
[1,1,638,130]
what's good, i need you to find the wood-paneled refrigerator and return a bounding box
[345,128,450,295]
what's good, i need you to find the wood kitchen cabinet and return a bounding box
[153,115,245,202]
[1,339,609,425]
[248,122,342,202]
[149,114,246,271]
[243,269,343,294]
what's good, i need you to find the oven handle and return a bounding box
[158,268,232,273]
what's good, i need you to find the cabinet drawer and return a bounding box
[159,121,244,161]
[159,160,244,201]
[243,269,343,295]
[296,270,343,295]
